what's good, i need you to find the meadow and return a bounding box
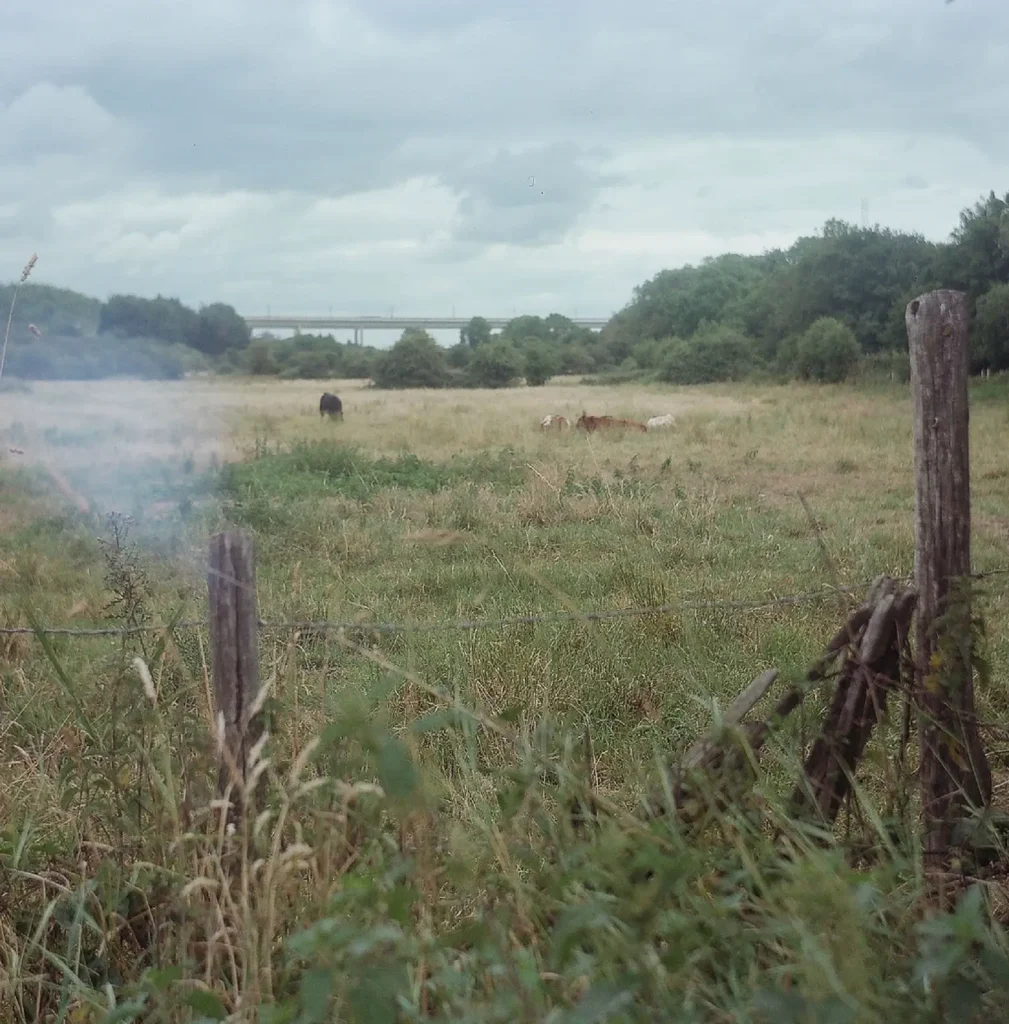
[3,374,1009,1021]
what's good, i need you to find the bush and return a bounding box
[523,340,559,386]
[446,342,472,369]
[232,333,381,380]
[794,317,861,383]
[246,340,278,375]
[466,340,524,388]
[975,282,1009,372]
[191,303,251,356]
[557,343,595,375]
[372,329,452,389]
[278,349,337,380]
[658,322,750,384]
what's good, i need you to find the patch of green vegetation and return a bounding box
[6,373,1009,1020]
[220,440,526,506]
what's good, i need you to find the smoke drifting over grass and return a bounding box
[0,378,237,525]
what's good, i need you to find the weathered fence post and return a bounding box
[207,530,264,823]
[906,289,992,862]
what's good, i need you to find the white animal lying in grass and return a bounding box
[539,414,570,429]
[646,414,676,429]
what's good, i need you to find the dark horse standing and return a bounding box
[319,392,343,420]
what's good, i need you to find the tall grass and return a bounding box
[0,254,39,387]
[3,375,1009,1019]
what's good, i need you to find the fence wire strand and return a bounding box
[3,567,1008,640]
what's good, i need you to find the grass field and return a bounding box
[3,374,1009,1021]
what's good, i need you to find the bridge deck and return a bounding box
[244,315,609,331]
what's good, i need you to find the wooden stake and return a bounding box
[906,289,992,861]
[207,531,264,822]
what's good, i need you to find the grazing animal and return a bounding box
[576,412,647,433]
[646,414,676,430]
[540,414,570,430]
[319,392,343,420]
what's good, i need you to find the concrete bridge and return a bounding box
[243,313,610,345]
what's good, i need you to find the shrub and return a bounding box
[466,340,524,388]
[658,322,750,384]
[446,342,472,369]
[246,340,278,375]
[557,343,595,375]
[794,317,862,383]
[975,282,1009,372]
[523,340,559,386]
[278,349,337,380]
[373,329,452,389]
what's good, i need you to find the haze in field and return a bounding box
[2,0,1007,325]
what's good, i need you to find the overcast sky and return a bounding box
[1,0,1007,341]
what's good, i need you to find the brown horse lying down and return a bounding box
[576,412,647,433]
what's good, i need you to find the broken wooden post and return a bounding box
[208,530,264,822]
[791,577,916,825]
[906,289,992,863]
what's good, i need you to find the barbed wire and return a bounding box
[0,583,865,638]
[3,567,1007,640]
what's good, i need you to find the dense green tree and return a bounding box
[793,317,861,383]
[604,253,767,362]
[523,339,559,386]
[658,322,751,384]
[738,222,939,354]
[975,282,1009,371]
[0,283,101,337]
[467,340,524,388]
[373,329,451,388]
[99,294,199,346]
[941,191,1009,299]
[460,315,493,348]
[192,303,250,356]
[498,315,548,346]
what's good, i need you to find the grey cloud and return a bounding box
[7,1,1007,186]
[444,142,616,244]
[0,0,1007,319]
[0,83,122,158]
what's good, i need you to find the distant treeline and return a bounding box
[2,187,1007,383]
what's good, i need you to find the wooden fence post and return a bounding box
[906,289,992,862]
[207,530,264,823]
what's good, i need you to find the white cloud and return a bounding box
[0,83,122,159]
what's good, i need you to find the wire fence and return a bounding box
[4,566,1009,639]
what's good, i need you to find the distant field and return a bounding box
[4,373,1009,1018]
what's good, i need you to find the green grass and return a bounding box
[3,375,1009,1020]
